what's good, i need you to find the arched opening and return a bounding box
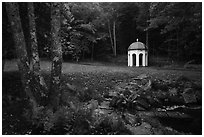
[139,53,143,66]
[132,54,136,66]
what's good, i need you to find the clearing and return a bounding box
[3,60,202,135]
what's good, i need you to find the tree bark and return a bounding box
[6,2,37,108]
[50,2,62,110]
[28,2,48,100]
[113,20,117,57]
[28,2,40,73]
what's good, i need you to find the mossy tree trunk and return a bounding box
[6,2,37,108]
[28,2,40,74]
[28,2,48,102]
[50,2,63,110]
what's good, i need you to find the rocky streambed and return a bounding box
[98,74,202,134]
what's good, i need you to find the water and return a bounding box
[158,106,202,134]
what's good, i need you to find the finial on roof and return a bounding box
[136,38,138,42]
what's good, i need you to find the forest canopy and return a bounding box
[3,2,202,63]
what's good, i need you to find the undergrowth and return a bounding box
[3,71,202,135]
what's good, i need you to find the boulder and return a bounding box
[169,88,178,96]
[122,113,141,126]
[125,122,152,135]
[182,88,197,104]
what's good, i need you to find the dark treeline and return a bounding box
[3,2,202,63]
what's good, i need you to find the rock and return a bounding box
[151,127,164,135]
[91,108,110,127]
[114,85,125,92]
[194,90,202,103]
[109,91,118,97]
[154,111,168,117]
[116,80,123,82]
[143,80,152,91]
[100,101,110,109]
[182,88,197,103]
[137,74,148,80]
[184,82,193,88]
[155,90,168,99]
[122,89,132,98]
[135,98,150,110]
[168,95,185,104]
[146,96,162,107]
[182,93,197,104]
[123,113,141,126]
[125,122,152,135]
[66,83,77,91]
[169,88,178,96]
[135,105,146,111]
[183,88,193,94]
[108,112,122,129]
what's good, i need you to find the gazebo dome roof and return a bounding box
[128,41,147,50]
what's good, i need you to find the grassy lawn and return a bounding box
[3,60,202,135]
[4,59,202,96]
[4,60,202,80]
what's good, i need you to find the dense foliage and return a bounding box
[3,2,202,63]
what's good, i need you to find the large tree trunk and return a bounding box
[28,2,40,73]
[28,2,48,101]
[6,2,37,108]
[50,2,62,110]
[113,21,117,57]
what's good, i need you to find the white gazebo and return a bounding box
[128,39,148,67]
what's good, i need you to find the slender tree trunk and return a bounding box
[28,2,40,73]
[82,50,85,60]
[2,50,7,72]
[146,29,149,65]
[28,2,48,99]
[146,30,149,50]
[2,59,5,72]
[176,28,179,61]
[91,43,94,61]
[50,2,62,110]
[108,20,114,53]
[6,2,37,108]
[113,20,117,57]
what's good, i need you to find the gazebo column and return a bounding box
[136,53,139,67]
[143,53,146,66]
[129,53,132,66]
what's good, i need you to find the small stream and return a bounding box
[157,105,202,134]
